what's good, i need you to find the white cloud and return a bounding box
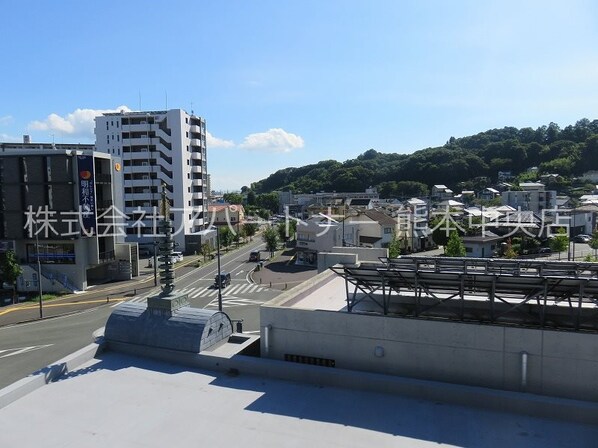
[0,133,20,142]
[0,115,13,126]
[28,106,132,138]
[206,131,235,148]
[239,128,304,153]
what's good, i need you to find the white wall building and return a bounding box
[501,182,557,214]
[95,109,208,253]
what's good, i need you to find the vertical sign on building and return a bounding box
[78,155,96,235]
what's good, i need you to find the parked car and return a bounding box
[214,272,231,288]
[249,250,261,262]
[573,234,591,244]
[172,251,184,262]
[538,247,552,256]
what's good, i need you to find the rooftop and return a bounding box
[1,343,596,448]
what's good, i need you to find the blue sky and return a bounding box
[1,0,597,191]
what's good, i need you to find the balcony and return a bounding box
[190,138,202,147]
[189,124,201,134]
[122,137,158,146]
[124,179,156,188]
[128,165,156,174]
[191,151,202,160]
[191,166,203,174]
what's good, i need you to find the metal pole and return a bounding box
[35,222,43,319]
[153,240,158,286]
[217,226,222,311]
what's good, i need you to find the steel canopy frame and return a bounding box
[331,256,598,331]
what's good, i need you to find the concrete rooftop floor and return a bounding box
[1,351,597,448]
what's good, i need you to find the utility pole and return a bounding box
[35,221,43,319]
[216,226,222,311]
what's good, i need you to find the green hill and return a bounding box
[250,119,598,198]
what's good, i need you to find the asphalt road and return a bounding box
[0,238,285,389]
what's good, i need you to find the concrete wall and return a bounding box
[260,304,598,402]
[316,247,387,272]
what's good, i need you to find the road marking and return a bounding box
[0,344,54,359]
[205,296,265,308]
[0,298,126,316]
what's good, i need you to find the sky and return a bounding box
[1,0,597,191]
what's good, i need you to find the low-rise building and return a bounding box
[501,182,557,214]
[0,145,135,292]
[208,204,245,227]
[295,216,342,265]
[462,231,504,258]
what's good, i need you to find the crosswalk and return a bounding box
[118,283,269,307]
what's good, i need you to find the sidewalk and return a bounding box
[0,254,208,327]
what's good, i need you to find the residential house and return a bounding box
[431,184,453,202]
[396,198,434,252]
[208,204,245,228]
[478,187,500,201]
[462,231,504,258]
[343,209,397,249]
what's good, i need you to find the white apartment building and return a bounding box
[95,109,208,253]
[501,182,557,214]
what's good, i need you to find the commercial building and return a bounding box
[0,144,134,292]
[261,256,598,403]
[94,109,208,253]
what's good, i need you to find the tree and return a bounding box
[246,190,256,206]
[430,216,451,248]
[200,242,213,262]
[223,192,243,205]
[549,228,569,260]
[275,219,298,243]
[242,222,258,241]
[589,230,598,258]
[219,227,234,251]
[503,239,518,259]
[256,192,279,214]
[262,226,279,257]
[445,231,466,257]
[1,250,23,305]
[388,232,401,259]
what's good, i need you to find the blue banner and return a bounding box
[78,155,96,236]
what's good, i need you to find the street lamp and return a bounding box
[34,221,43,319]
[216,225,222,312]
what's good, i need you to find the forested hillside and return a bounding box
[250,119,598,198]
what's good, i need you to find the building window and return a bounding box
[106,136,109,144]
[384,227,392,234]
[26,243,76,264]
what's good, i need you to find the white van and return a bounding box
[172,252,184,262]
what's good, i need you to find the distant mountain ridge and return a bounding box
[250,119,598,198]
